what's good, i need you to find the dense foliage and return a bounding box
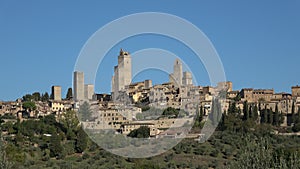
[127,126,150,138]
[1,100,300,168]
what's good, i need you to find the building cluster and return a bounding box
[1,49,300,137]
[0,88,75,121]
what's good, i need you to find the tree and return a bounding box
[267,108,273,125]
[273,104,280,126]
[243,101,249,121]
[22,94,33,102]
[200,105,204,117]
[66,88,73,100]
[291,102,295,124]
[292,123,300,132]
[78,101,92,122]
[22,101,36,112]
[0,135,13,169]
[162,107,179,117]
[49,134,63,158]
[228,102,238,114]
[60,110,79,140]
[249,105,253,119]
[61,110,79,129]
[261,106,268,124]
[297,107,300,123]
[75,127,88,153]
[41,92,49,102]
[127,126,150,138]
[32,92,41,101]
[252,104,259,122]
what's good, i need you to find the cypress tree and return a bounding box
[243,101,249,121]
[268,108,273,125]
[297,106,300,123]
[292,102,295,124]
[273,104,279,126]
[261,105,268,124]
[253,104,259,122]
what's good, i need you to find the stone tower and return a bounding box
[51,86,62,101]
[173,58,183,87]
[112,49,132,100]
[182,72,193,86]
[73,71,84,101]
[84,84,94,100]
[117,49,132,91]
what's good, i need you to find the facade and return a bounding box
[240,88,274,103]
[292,86,300,97]
[127,80,152,103]
[95,94,111,102]
[0,101,22,115]
[49,101,65,112]
[73,71,85,101]
[84,84,94,100]
[51,86,62,101]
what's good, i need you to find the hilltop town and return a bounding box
[1,49,300,139]
[1,49,300,169]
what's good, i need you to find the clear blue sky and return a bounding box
[0,1,300,101]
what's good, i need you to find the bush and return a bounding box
[127,126,150,138]
[292,122,300,132]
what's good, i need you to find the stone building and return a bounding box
[149,82,181,108]
[51,86,62,101]
[73,71,85,101]
[182,72,193,86]
[292,86,300,97]
[112,49,132,101]
[169,59,193,87]
[240,88,274,103]
[171,58,183,87]
[84,84,94,100]
[127,80,152,103]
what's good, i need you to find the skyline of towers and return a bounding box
[169,58,193,87]
[73,71,95,101]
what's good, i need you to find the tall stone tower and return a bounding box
[117,49,132,91]
[172,58,183,87]
[51,86,62,101]
[73,71,84,101]
[111,49,132,100]
[84,84,94,100]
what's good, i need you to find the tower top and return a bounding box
[120,48,129,56]
[175,58,182,65]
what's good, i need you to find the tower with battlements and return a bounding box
[112,49,132,100]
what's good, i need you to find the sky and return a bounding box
[0,1,300,101]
